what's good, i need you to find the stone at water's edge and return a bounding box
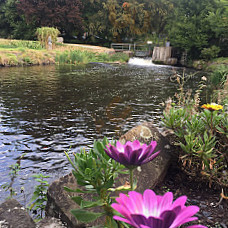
[119,122,172,192]
[45,122,172,227]
[0,199,36,228]
[46,173,86,228]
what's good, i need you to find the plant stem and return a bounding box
[129,168,134,191]
[210,112,213,135]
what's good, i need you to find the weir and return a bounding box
[111,43,177,65]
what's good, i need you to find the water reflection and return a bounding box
[0,63,201,203]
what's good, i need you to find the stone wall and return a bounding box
[152,47,177,65]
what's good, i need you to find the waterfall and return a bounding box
[128,57,155,66]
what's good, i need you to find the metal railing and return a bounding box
[111,43,152,57]
[111,43,132,51]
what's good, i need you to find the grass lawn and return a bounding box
[0,38,117,67]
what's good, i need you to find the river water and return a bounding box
[0,58,202,204]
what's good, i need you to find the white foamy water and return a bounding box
[128,57,156,66]
[128,57,176,68]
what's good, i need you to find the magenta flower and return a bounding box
[104,140,160,168]
[112,190,207,228]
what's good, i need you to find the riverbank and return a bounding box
[193,57,228,71]
[0,38,129,67]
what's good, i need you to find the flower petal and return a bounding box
[171,206,199,227]
[143,189,158,216]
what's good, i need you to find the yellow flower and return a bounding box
[201,103,223,111]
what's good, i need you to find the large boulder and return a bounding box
[46,122,173,227]
[46,173,86,228]
[46,173,105,228]
[118,122,172,192]
[0,199,36,228]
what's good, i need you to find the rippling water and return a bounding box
[0,60,201,203]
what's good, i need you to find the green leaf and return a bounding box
[71,196,83,205]
[71,209,103,222]
[81,199,104,208]
[105,216,119,228]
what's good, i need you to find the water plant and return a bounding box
[28,174,50,220]
[1,154,25,198]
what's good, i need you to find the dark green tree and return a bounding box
[0,0,36,39]
[167,0,226,59]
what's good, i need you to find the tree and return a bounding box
[167,0,224,59]
[17,0,84,36]
[0,0,36,39]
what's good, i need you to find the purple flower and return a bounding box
[112,189,207,228]
[104,140,160,168]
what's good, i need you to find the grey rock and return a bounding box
[37,217,66,228]
[0,199,36,228]
[118,122,172,192]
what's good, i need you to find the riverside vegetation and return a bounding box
[0,38,129,67]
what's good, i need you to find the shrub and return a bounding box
[162,71,228,188]
[36,27,60,49]
[201,45,221,60]
[209,65,228,89]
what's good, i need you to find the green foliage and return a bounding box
[167,0,227,59]
[163,105,227,184]
[201,46,221,60]
[1,163,21,198]
[36,27,60,49]
[1,154,25,198]
[56,50,129,65]
[0,0,36,39]
[28,174,50,220]
[65,137,128,225]
[162,72,228,187]
[209,65,228,89]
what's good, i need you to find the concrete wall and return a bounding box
[152,47,171,62]
[152,47,177,65]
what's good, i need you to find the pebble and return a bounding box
[202,211,212,217]
[221,223,227,228]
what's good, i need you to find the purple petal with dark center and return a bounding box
[104,148,117,161]
[147,216,164,227]
[172,206,182,215]
[171,196,187,209]
[141,151,160,165]
[137,145,153,163]
[124,145,133,159]
[118,152,131,165]
[131,214,148,226]
[160,210,177,228]
[171,206,199,227]
[107,146,120,161]
[129,148,143,165]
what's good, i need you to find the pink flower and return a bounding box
[104,140,160,168]
[112,189,207,228]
